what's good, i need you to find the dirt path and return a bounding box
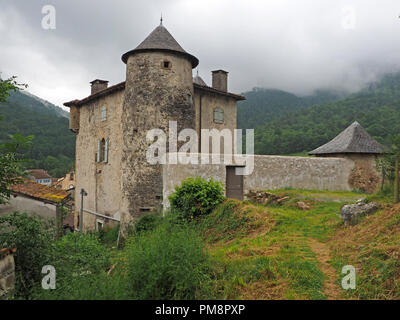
[308,238,343,300]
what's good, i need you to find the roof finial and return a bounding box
[197,69,199,77]
[160,13,163,26]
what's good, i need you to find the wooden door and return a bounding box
[226,166,244,200]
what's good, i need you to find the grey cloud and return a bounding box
[1,0,400,108]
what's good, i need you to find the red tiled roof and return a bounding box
[10,179,69,204]
[26,169,52,180]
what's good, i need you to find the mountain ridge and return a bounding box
[250,72,400,155]
[238,87,348,130]
[0,89,74,177]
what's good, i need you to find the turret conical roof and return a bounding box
[122,24,199,68]
[309,121,386,155]
[193,71,207,86]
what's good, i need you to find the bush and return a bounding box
[168,177,224,222]
[49,232,110,277]
[125,222,212,299]
[31,232,112,300]
[97,224,120,247]
[134,213,163,234]
[32,271,128,300]
[0,212,54,298]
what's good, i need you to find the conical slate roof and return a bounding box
[122,23,199,68]
[309,121,386,155]
[193,72,207,86]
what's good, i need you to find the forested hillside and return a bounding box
[238,88,348,130]
[0,90,74,177]
[237,73,400,155]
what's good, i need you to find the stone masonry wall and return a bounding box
[74,89,125,231]
[321,154,382,194]
[0,249,15,300]
[0,196,57,221]
[120,51,196,228]
[162,154,355,208]
[193,90,237,153]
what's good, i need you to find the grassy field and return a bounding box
[102,188,398,300]
[9,186,397,300]
[196,189,399,300]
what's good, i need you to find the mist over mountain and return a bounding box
[244,72,400,155]
[238,88,349,130]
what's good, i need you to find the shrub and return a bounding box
[125,222,212,299]
[31,232,113,300]
[0,212,54,298]
[31,270,128,300]
[169,177,224,221]
[134,213,163,234]
[97,223,120,247]
[49,232,110,277]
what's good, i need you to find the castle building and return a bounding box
[64,21,245,231]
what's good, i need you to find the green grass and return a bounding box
[270,188,366,202]
[29,188,397,300]
[328,201,400,300]
[200,190,366,300]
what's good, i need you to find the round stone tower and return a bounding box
[120,21,199,228]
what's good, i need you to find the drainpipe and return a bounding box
[199,94,202,152]
[79,188,87,232]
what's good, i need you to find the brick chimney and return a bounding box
[211,70,228,92]
[90,79,109,95]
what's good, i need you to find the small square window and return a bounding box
[163,60,171,69]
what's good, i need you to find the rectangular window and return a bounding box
[214,108,224,124]
[104,138,109,163]
[97,138,109,163]
[101,106,107,121]
[97,140,101,162]
[96,219,104,230]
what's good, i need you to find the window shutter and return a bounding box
[104,138,109,163]
[97,139,101,162]
[101,107,107,121]
[214,109,224,123]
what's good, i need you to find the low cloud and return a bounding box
[1,0,400,108]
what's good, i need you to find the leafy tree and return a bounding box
[390,135,400,203]
[0,76,31,204]
[0,75,27,104]
[0,212,55,298]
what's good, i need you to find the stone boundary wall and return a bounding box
[0,248,16,300]
[162,153,355,209]
[0,195,57,220]
[245,155,354,195]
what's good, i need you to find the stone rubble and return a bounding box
[246,190,290,205]
[340,199,379,225]
[296,201,311,211]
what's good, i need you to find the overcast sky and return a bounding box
[1,0,400,109]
